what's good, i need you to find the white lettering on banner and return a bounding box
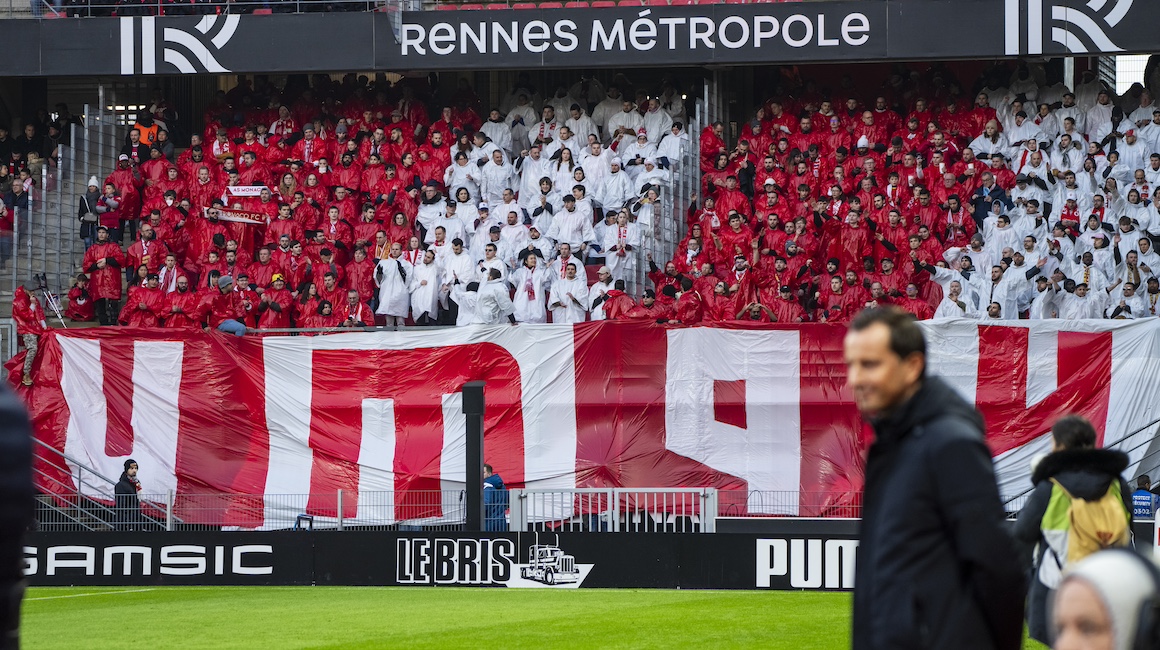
[400,12,874,56]
[397,538,516,585]
[58,338,181,500]
[756,539,858,589]
[357,398,397,524]
[226,186,267,197]
[104,546,152,576]
[46,546,95,576]
[261,328,578,530]
[160,545,207,575]
[665,329,802,515]
[27,545,272,577]
[23,547,36,576]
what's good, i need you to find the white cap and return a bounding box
[611,157,623,166]
[763,179,776,187]
[118,154,130,161]
[1066,190,1077,201]
[88,176,99,188]
[478,202,490,210]
[1059,550,1160,650]
[644,157,656,166]
[598,265,611,275]
[856,135,870,148]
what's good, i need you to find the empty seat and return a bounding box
[616,0,643,4]
[646,0,669,5]
[590,0,615,6]
[512,2,537,7]
[252,7,273,13]
[459,3,485,8]
[564,1,588,5]
[538,1,563,6]
[485,2,509,7]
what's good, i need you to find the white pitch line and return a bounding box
[26,588,156,601]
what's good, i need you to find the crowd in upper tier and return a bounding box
[12,64,1160,345]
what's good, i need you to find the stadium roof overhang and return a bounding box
[0,0,1147,77]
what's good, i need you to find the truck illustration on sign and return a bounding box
[520,534,580,585]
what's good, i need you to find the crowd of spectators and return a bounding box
[679,63,1160,323]
[53,73,686,333]
[20,62,1160,341]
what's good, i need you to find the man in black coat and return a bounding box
[114,459,143,530]
[1013,415,1131,644]
[0,384,34,650]
[845,307,1025,650]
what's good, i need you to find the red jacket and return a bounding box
[200,288,246,328]
[257,288,295,329]
[12,288,47,335]
[345,257,376,302]
[126,238,170,275]
[82,242,127,301]
[118,285,165,327]
[162,290,202,328]
[675,290,705,325]
[602,290,637,320]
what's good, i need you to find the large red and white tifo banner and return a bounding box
[12,320,1160,528]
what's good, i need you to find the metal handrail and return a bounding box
[1002,416,1160,508]
[32,436,121,494]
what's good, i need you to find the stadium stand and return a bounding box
[8,63,1160,342]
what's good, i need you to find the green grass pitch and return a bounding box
[23,586,1048,649]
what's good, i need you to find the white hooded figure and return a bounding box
[409,249,442,323]
[588,266,614,321]
[548,261,590,323]
[657,124,688,169]
[602,213,641,282]
[479,110,513,157]
[511,254,551,323]
[505,93,538,148]
[445,155,480,204]
[479,150,518,204]
[637,158,670,188]
[450,280,480,326]
[473,270,515,324]
[374,243,413,324]
[641,99,674,144]
[596,159,636,212]
[621,131,658,180]
[565,105,599,142]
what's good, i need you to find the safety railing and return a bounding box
[0,317,15,361]
[1001,416,1160,514]
[508,488,716,533]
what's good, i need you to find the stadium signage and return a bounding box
[23,544,273,577]
[395,536,594,587]
[396,537,515,585]
[0,0,1155,75]
[756,538,858,589]
[398,11,873,57]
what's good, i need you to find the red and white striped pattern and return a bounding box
[20,320,1159,527]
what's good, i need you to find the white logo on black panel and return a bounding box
[1004,0,1132,55]
[120,15,240,76]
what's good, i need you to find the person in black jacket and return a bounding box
[114,459,143,530]
[0,383,34,650]
[845,307,1025,650]
[1013,415,1131,645]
